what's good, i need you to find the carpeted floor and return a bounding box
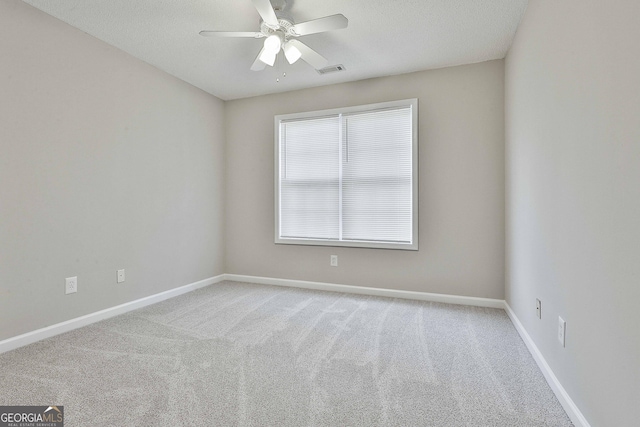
[0,281,572,426]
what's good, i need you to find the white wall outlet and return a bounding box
[330,255,338,267]
[117,269,125,283]
[65,276,77,295]
[558,316,566,347]
[536,299,542,319]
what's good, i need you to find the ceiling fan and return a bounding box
[199,0,348,71]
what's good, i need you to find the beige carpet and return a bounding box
[0,280,572,426]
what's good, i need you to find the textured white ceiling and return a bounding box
[21,0,528,100]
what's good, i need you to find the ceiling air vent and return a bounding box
[317,64,346,75]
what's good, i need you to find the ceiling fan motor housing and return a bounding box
[260,18,295,44]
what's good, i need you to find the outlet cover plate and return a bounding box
[65,276,77,294]
[330,255,338,267]
[117,269,125,283]
[558,316,566,347]
[536,299,541,319]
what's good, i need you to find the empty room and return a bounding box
[1,0,638,426]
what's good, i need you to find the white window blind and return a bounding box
[276,99,418,250]
[280,116,340,240]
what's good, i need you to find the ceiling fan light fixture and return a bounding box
[259,49,277,66]
[263,34,282,55]
[284,42,302,64]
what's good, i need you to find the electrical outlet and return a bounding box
[330,255,338,267]
[65,276,77,295]
[558,317,566,347]
[117,269,125,283]
[536,299,541,319]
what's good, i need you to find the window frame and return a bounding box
[274,98,419,250]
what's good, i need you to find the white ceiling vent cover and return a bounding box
[317,64,346,75]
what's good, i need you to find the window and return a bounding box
[275,99,418,250]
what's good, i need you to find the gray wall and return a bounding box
[505,0,640,425]
[225,61,505,299]
[0,1,226,341]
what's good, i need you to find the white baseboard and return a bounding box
[504,303,591,427]
[0,274,225,355]
[223,274,504,309]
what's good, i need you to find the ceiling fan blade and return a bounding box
[251,47,268,71]
[199,31,265,38]
[251,0,279,28]
[290,14,348,36]
[286,39,328,70]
